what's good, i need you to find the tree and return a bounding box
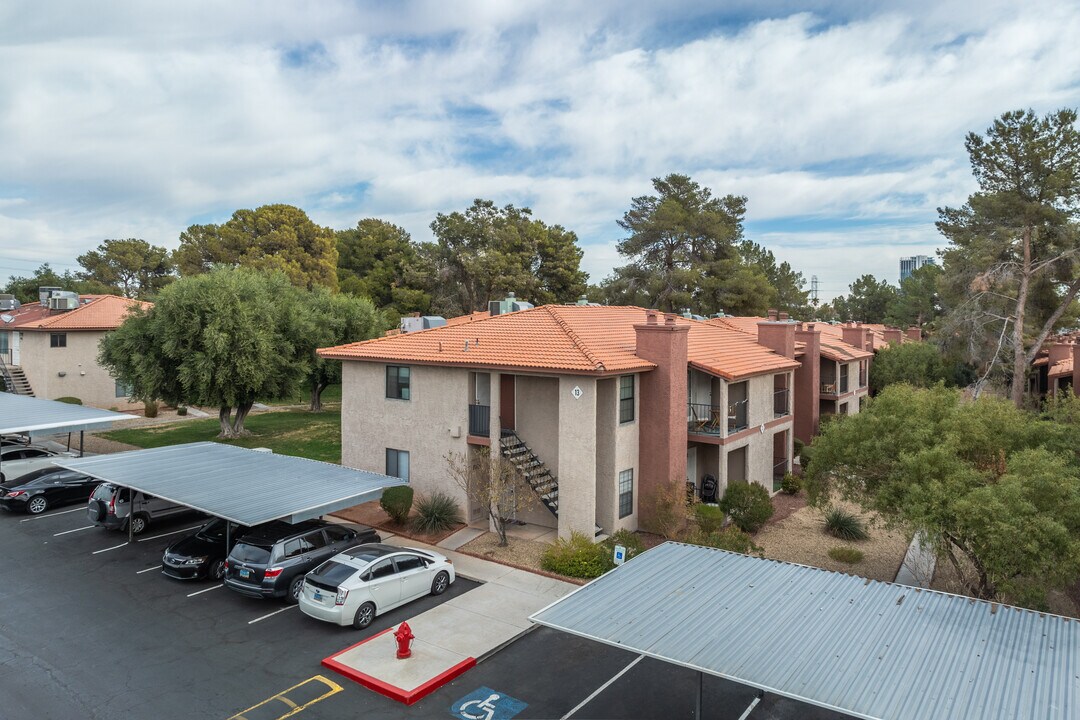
[303,289,381,412]
[336,219,430,313]
[99,268,316,437]
[445,448,536,546]
[174,204,338,290]
[806,385,1080,608]
[833,274,897,323]
[421,200,587,316]
[868,341,950,393]
[76,238,174,299]
[885,263,944,329]
[738,240,813,318]
[938,109,1080,407]
[2,263,113,302]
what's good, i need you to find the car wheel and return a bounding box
[286,575,304,604]
[431,571,450,596]
[128,514,148,535]
[208,559,226,581]
[26,496,49,515]
[353,602,376,630]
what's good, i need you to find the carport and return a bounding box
[57,441,408,545]
[530,542,1080,720]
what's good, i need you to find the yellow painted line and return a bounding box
[227,675,343,720]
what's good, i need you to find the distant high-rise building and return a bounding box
[900,255,936,282]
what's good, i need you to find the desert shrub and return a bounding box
[411,492,463,533]
[541,531,612,578]
[380,486,414,525]
[641,480,693,539]
[823,506,869,541]
[793,437,805,459]
[176,406,188,416]
[799,443,812,469]
[780,472,801,495]
[718,482,774,533]
[55,396,82,405]
[683,526,761,556]
[828,546,865,564]
[143,400,159,418]
[601,529,645,562]
[694,503,725,534]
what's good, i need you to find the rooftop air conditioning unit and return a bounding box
[48,295,79,311]
[0,294,19,311]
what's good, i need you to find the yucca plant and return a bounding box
[823,506,869,541]
[411,491,463,533]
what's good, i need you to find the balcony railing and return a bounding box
[773,389,789,417]
[820,382,836,394]
[688,402,724,435]
[468,403,490,437]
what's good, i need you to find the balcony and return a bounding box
[774,389,789,417]
[728,399,748,433]
[839,376,849,393]
[468,403,490,437]
[859,370,867,388]
[820,382,836,394]
[688,402,724,435]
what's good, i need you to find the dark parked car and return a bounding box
[162,518,253,581]
[0,467,101,515]
[224,520,379,603]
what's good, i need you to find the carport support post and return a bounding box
[79,431,84,457]
[128,499,134,544]
[695,670,702,718]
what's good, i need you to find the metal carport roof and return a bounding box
[530,542,1080,720]
[57,442,408,526]
[0,392,137,436]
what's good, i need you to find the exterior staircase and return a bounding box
[499,429,602,536]
[0,359,34,396]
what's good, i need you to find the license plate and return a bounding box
[313,591,322,601]
[239,568,251,579]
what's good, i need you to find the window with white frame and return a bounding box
[618,469,634,518]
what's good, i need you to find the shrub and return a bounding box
[823,506,869,541]
[799,443,812,470]
[683,526,761,556]
[411,492,463,534]
[718,482,774,533]
[793,437,805,461]
[694,503,725,534]
[541,531,612,578]
[143,400,159,418]
[641,480,692,539]
[176,406,188,416]
[601,529,645,562]
[780,472,801,495]
[55,396,83,405]
[828,546,864,564]
[380,486,414,525]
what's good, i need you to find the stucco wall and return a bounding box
[17,330,142,410]
[340,361,471,513]
[592,375,640,534]
[556,375,597,538]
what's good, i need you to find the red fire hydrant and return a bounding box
[394,621,414,659]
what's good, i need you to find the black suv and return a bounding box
[223,520,379,603]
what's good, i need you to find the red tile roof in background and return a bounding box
[5,295,150,331]
[710,316,872,362]
[320,305,800,379]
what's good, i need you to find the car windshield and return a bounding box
[310,560,358,586]
[230,542,272,564]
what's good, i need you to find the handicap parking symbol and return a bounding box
[450,686,528,720]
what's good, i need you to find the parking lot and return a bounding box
[2,499,849,720]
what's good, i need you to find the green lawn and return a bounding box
[100,409,342,463]
[264,384,342,407]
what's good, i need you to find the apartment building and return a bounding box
[0,290,150,410]
[319,304,800,538]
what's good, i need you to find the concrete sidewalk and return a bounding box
[321,530,578,704]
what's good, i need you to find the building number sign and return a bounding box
[571,385,583,400]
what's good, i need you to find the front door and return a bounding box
[500,375,516,431]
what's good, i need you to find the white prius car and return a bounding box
[298,543,455,629]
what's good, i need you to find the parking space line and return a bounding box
[136,565,162,574]
[187,584,223,597]
[21,507,85,522]
[227,674,342,720]
[53,525,95,536]
[92,542,129,554]
[736,695,762,720]
[248,606,297,625]
[141,525,201,541]
[560,654,644,719]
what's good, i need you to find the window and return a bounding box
[369,559,397,580]
[280,538,306,559]
[618,469,634,518]
[839,364,849,393]
[305,531,326,550]
[0,332,8,354]
[395,555,425,572]
[115,379,132,398]
[386,365,411,400]
[386,448,410,481]
[619,375,635,423]
[50,333,67,348]
[324,526,355,543]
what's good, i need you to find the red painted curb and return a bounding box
[321,628,477,706]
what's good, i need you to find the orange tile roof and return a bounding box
[12,295,150,331]
[320,305,799,380]
[711,316,872,362]
[816,323,893,352]
[1049,357,1074,379]
[445,310,490,326]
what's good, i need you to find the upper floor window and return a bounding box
[839,363,849,393]
[619,375,635,423]
[618,469,634,518]
[50,333,67,348]
[728,381,748,432]
[386,448,410,480]
[386,365,410,400]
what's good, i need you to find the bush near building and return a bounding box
[719,482,774,533]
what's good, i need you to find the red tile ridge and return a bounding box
[546,305,605,372]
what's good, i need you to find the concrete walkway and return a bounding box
[322,531,577,704]
[894,531,936,588]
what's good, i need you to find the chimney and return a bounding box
[1073,343,1080,398]
[883,328,903,346]
[757,320,795,359]
[634,312,689,528]
[1049,342,1072,367]
[905,326,922,342]
[793,323,822,443]
[778,311,790,321]
[841,325,865,349]
[767,308,778,321]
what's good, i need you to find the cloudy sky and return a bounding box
[2,1,1079,300]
